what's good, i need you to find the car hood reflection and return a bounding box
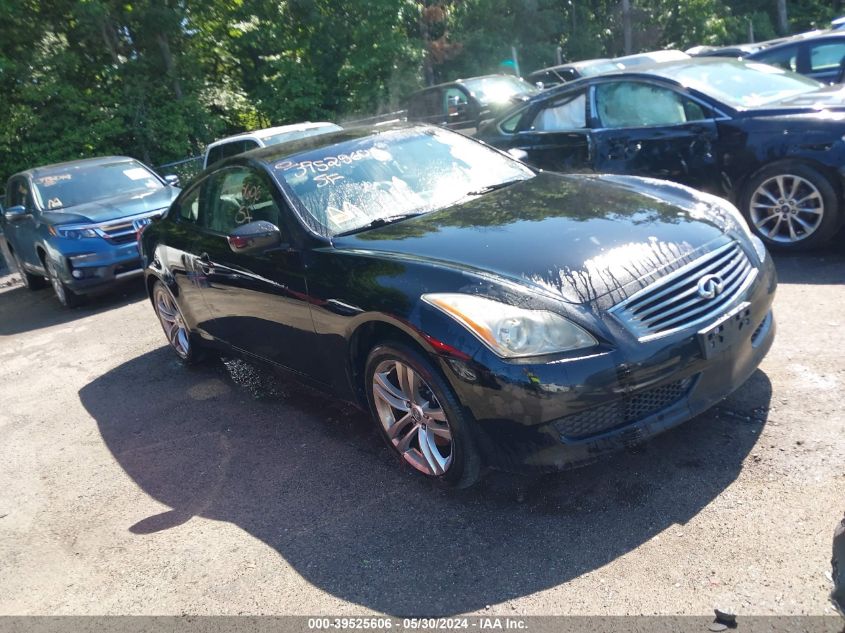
[334,172,731,305]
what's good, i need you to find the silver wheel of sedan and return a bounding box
[371,359,453,476]
[749,174,824,244]
[153,284,191,359]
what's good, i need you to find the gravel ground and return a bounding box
[0,246,843,617]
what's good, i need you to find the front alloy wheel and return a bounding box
[153,282,191,359]
[372,359,454,476]
[365,342,481,488]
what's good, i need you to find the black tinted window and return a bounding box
[7,178,32,209]
[206,139,260,166]
[408,89,442,117]
[753,45,799,72]
[204,167,280,235]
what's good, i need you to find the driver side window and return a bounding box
[203,167,281,235]
[595,82,708,128]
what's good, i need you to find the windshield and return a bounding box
[462,76,539,104]
[273,127,534,237]
[657,60,821,108]
[32,160,163,210]
[260,124,343,147]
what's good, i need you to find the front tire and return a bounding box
[740,162,841,252]
[12,251,48,290]
[152,281,202,364]
[365,341,482,488]
[45,258,83,307]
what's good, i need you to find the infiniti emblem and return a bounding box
[697,273,724,299]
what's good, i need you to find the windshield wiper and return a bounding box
[335,212,426,236]
[464,178,527,197]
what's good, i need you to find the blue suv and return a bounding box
[1,156,180,306]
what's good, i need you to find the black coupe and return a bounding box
[141,124,776,487]
[477,58,845,251]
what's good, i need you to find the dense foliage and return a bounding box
[0,0,840,180]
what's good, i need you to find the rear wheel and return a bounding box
[741,162,840,252]
[11,251,47,290]
[45,258,83,307]
[365,342,481,488]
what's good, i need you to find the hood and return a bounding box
[41,186,179,225]
[333,172,739,306]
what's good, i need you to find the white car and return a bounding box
[203,122,342,168]
[614,49,690,69]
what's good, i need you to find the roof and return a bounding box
[406,74,521,95]
[206,122,339,149]
[529,59,613,75]
[13,156,136,180]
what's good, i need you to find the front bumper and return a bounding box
[51,240,144,294]
[439,253,777,472]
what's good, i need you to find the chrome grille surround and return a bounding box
[609,241,757,341]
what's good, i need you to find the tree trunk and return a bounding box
[776,0,788,35]
[156,33,183,101]
[419,8,435,86]
[622,0,632,55]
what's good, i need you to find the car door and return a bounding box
[509,88,592,172]
[161,178,219,333]
[191,164,320,377]
[4,177,41,268]
[589,80,722,193]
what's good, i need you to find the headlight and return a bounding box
[695,192,767,262]
[718,199,767,262]
[49,225,99,239]
[422,293,597,358]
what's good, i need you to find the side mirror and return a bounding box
[4,205,28,222]
[164,174,180,187]
[227,220,282,255]
[507,148,529,161]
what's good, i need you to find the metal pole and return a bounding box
[511,45,521,77]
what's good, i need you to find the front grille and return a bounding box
[553,376,695,440]
[98,220,138,244]
[610,241,756,340]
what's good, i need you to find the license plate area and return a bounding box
[698,302,752,359]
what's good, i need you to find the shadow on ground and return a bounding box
[0,277,147,336]
[79,348,771,615]
[772,232,845,285]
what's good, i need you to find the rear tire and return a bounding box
[45,258,83,307]
[365,341,482,488]
[740,162,840,252]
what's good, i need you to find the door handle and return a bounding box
[198,252,213,274]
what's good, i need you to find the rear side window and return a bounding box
[754,45,799,72]
[205,139,261,167]
[408,89,442,118]
[810,42,845,72]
